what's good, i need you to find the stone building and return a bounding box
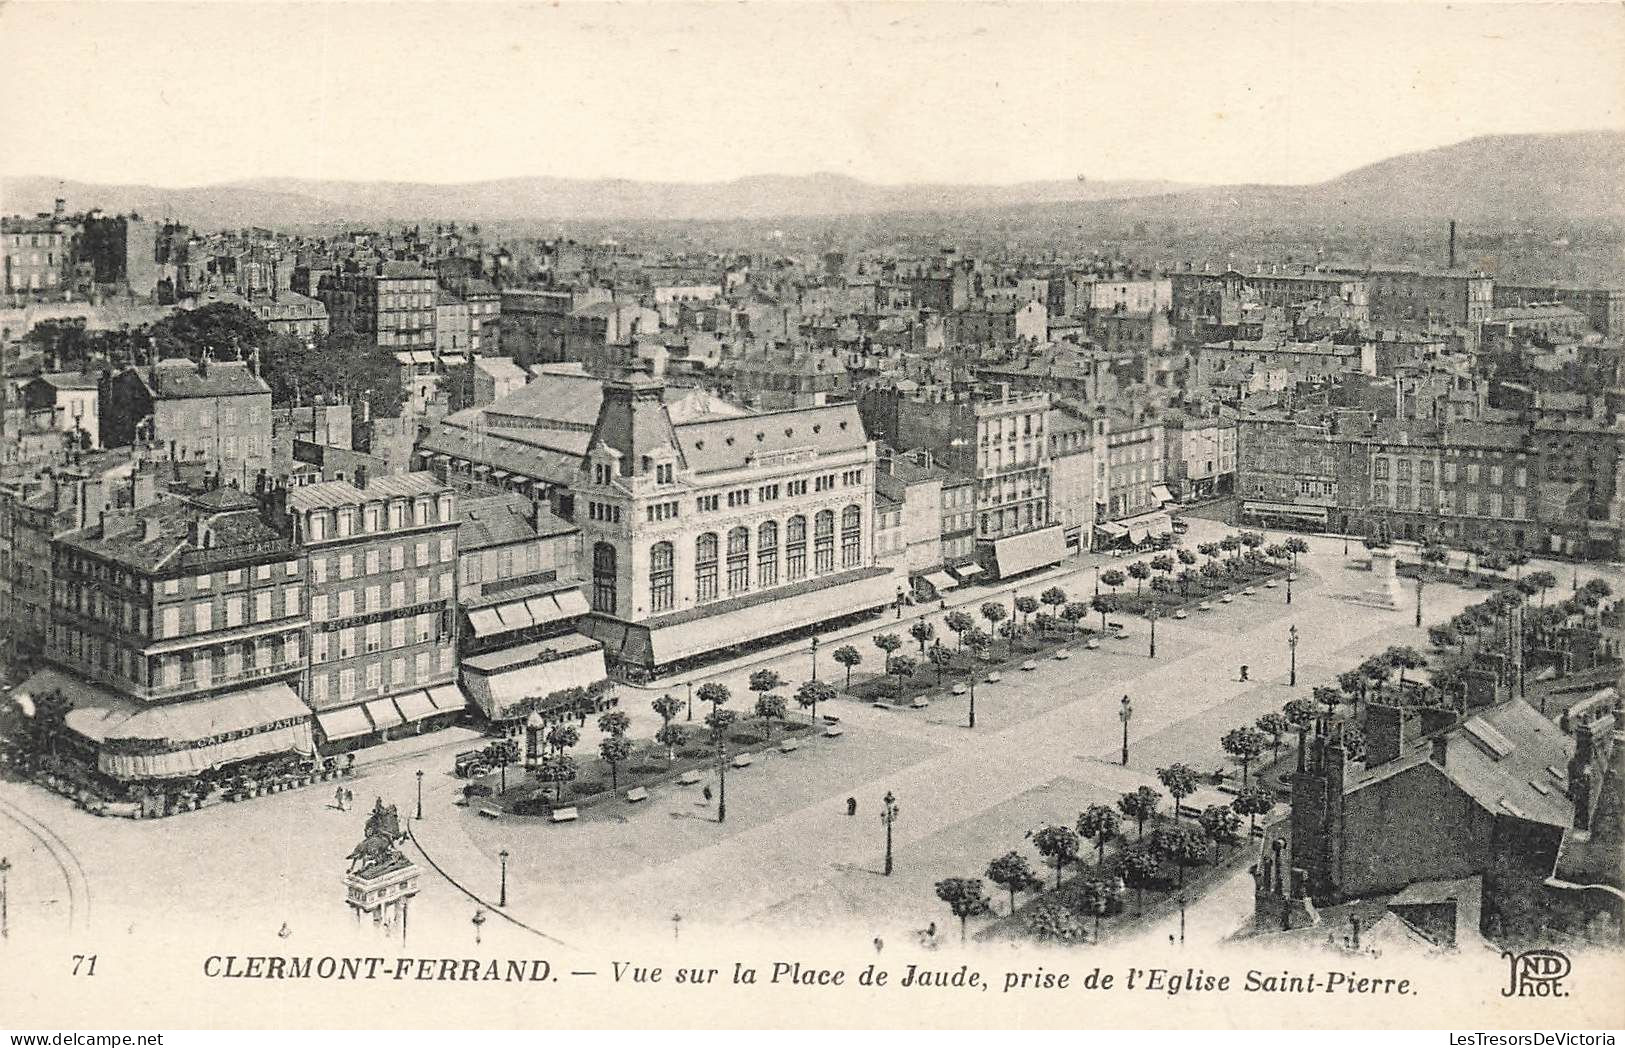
[102,357,273,483]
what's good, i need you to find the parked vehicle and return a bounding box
[454,750,489,778]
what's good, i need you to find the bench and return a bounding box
[731,754,754,768]
[478,806,502,820]
[551,806,579,823]
[910,698,930,709]
[872,701,892,709]
[779,740,800,753]
[824,726,844,738]
[625,787,649,803]
[676,770,702,786]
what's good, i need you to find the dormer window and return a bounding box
[308,511,327,541]
[594,462,612,486]
[656,463,673,485]
[364,505,379,532]
[389,501,404,529]
[336,509,353,537]
[414,499,429,526]
[438,494,453,521]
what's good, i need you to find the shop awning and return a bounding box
[316,706,373,741]
[552,589,590,617]
[1152,484,1174,504]
[1129,525,1150,545]
[365,699,403,730]
[461,647,609,720]
[923,571,958,592]
[643,568,896,667]
[468,608,506,637]
[954,563,984,578]
[427,684,468,713]
[1095,521,1128,538]
[495,600,535,629]
[989,525,1066,578]
[393,690,439,722]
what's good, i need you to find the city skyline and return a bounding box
[1,2,1621,189]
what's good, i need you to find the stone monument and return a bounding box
[1337,547,1402,610]
[343,799,420,941]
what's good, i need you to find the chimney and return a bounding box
[354,464,369,491]
[1431,734,1449,767]
[1447,220,1457,270]
[142,517,161,543]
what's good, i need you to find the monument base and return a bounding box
[1335,549,1402,610]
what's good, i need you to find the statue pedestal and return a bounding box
[1338,548,1402,610]
[345,859,422,932]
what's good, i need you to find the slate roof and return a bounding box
[673,401,866,475]
[1441,700,1574,829]
[457,492,576,551]
[58,493,285,574]
[285,471,446,513]
[134,360,270,400]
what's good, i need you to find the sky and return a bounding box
[1,1,1621,188]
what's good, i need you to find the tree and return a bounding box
[748,669,785,710]
[1220,726,1268,785]
[1077,877,1117,941]
[934,878,993,943]
[1232,785,1275,836]
[651,693,683,729]
[979,602,1007,650]
[909,619,936,655]
[944,610,974,649]
[1156,763,1198,821]
[1312,685,1342,720]
[599,732,633,789]
[1282,696,1317,732]
[696,681,730,715]
[1127,561,1151,594]
[886,654,916,697]
[1251,713,1287,763]
[1013,595,1039,631]
[1506,550,1531,579]
[1153,823,1209,887]
[1240,530,1265,553]
[1150,553,1175,581]
[1119,847,1161,917]
[873,633,903,668]
[1025,901,1086,944]
[795,679,835,724]
[1076,804,1121,866]
[1040,586,1068,626]
[927,641,953,684]
[1528,570,1557,606]
[1198,804,1243,857]
[1062,601,1088,632]
[1284,536,1309,568]
[962,627,990,656]
[986,851,1042,914]
[1360,655,1391,702]
[545,723,580,759]
[1091,592,1119,630]
[1175,569,1195,597]
[1387,645,1427,694]
[706,707,738,742]
[1177,547,1198,568]
[1099,569,1126,595]
[597,709,631,737]
[1117,786,1161,838]
[1028,824,1081,888]
[1264,542,1287,562]
[753,693,788,738]
[655,723,686,765]
[832,645,862,690]
[1196,541,1219,563]
[1219,534,1241,561]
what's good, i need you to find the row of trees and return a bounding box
[934,765,1280,944]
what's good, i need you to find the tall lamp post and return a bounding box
[0,856,9,939]
[880,791,899,876]
[1147,606,1158,659]
[715,730,729,825]
[415,769,424,820]
[809,637,820,682]
[471,909,485,945]
[1119,695,1133,766]
[1415,574,1425,628]
[1094,564,1101,597]
[498,849,509,908]
[1285,572,1293,605]
[967,677,977,730]
[685,681,693,722]
[1287,625,1299,687]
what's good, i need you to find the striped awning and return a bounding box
[316,705,372,741]
[923,571,958,592]
[468,608,506,637]
[365,699,403,730]
[954,563,984,578]
[393,690,439,722]
[427,684,468,712]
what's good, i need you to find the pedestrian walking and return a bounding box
[873,937,884,955]
[846,796,857,816]
[703,784,713,802]
[344,787,354,810]
[335,787,345,811]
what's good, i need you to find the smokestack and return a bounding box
[1448,220,1457,270]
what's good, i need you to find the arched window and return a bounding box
[841,504,862,568]
[814,509,835,573]
[726,526,750,595]
[757,521,779,588]
[785,515,807,581]
[695,533,719,602]
[649,541,674,613]
[591,542,617,614]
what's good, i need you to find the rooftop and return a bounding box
[285,471,446,513]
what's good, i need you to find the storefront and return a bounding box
[1096,511,1173,550]
[464,587,592,655]
[460,634,610,725]
[313,684,468,753]
[33,670,316,782]
[584,566,896,672]
[981,524,1066,580]
[1241,500,1329,531]
[916,570,959,598]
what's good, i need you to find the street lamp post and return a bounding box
[472,909,485,945]
[967,677,976,730]
[498,849,509,908]
[1286,572,1293,605]
[415,769,424,820]
[1147,607,1158,659]
[717,739,729,824]
[1178,893,1187,945]
[881,791,899,876]
[685,681,693,722]
[1288,625,1299,687]
[810,637,820,682]
[1094,564,1101,597]
[0,856,9,939]
[1415,574,1425,628]
[1119,695,1133,766]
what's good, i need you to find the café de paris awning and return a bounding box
[37,668,315,781]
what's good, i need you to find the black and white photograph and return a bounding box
[0,0,1621,1036]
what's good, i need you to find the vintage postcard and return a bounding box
[0,0,1622,1033]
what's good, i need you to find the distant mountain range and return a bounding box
[3,131,1620,230]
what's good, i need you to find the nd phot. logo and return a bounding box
[1501,948,1571,997]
